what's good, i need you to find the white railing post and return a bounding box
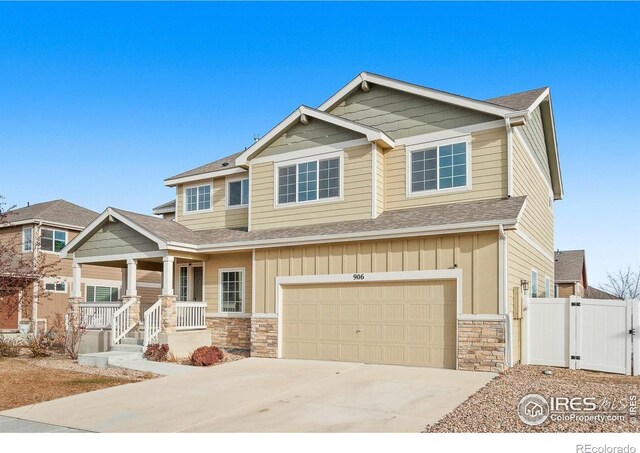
[111,298,137,346]
[143,300,162,347]
[175,302,207,331]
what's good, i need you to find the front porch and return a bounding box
[69,251,211,357]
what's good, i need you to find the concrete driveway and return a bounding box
[1,358,495,433]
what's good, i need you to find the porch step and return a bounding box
[77,351,143,369]
[120,337,144,346]
[111,343,145,353]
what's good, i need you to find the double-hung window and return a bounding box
[531,269,539,298]
[227,178,249,207]
[41,228,67,252]
[409,140,468,194]
[185,184,212,212]
[44,279,67,293]
[277,156,340,205]
[86,285,119,302]
[219,269,244,313]
[22,227,33,252]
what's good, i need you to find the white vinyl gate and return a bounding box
[526,296,639,375]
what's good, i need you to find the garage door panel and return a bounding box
[282,280,457,368]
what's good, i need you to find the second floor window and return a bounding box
[185,184,211,212]
[41,228,66,252]
[410,141,468,194]
[278,157,340,205]
[22,227,33,252]
[228,178,249,207]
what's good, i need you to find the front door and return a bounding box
[177,264,204,302]
[0,291,19,330]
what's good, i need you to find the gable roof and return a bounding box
[2,199,98,230]
[152,200,176,215]
[318,72,519,117]
[62,196,526,257]
[555,250,587,284]
[164,151,246,187]
[584,286,620,300]
[234,105,395,166]
[486,87,549,111]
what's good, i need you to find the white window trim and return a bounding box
[218,267,245,314]
[405,135,472,198]
[226,176,249,210]
[273,151,344,209]
[85,284,120,302]
[40,227,68,254]
[544,276,552,298]
[22,226,33,253]
[531,268,539,298]
[182,182,213,215]
[43,277,68,294]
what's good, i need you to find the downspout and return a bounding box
[32,221,42,334]
[499,224,513,367]
[505,117,513,198]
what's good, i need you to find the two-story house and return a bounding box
[60,72,562,371]
[0,199,161,332]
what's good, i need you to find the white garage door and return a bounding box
[282,279,457,368]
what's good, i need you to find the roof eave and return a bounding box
[164,166,247,187]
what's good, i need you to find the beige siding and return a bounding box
[328,84,498,140]
[75,221,158,258]
[384,127,507,211]
[254,232,499,315]
[506,230,554,364]
[260,119,362,158]
[519,107,551,184]
[557,283,576,298]
[203,252,252,314]
[512,133,554,254]
[375,145,385,216]
[175,176,248,231]
[250,144,373,230]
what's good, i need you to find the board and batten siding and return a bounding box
[518,107,551,185]
[512,133,554,254]
[328,84,499,140]
[175,176,248,231]
[384,127,508,211]
[203,252,252,315]
[507,230,555,364]
[259,119,362,158]
[75,221,158,258]
[254,232,499,316]
[250,144,373,230]
[375,145,385,216]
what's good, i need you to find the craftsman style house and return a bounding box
[0,200,161,333]
[61,73,562,371]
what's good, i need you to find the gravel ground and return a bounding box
[425,365,640,433]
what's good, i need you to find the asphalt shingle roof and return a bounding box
[4,199,98,229]
[485,87,548,111]
[165,151,244,182]
[152,200,176,214]
[113,196,526,248]
[554,250,586,282]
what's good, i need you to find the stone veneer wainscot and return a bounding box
[457,320,505,372]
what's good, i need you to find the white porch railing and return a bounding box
[111,299,137,346]
[176,302,207,330]
[79,303,120,329]
[143,300,162,347]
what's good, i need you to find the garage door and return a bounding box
[282,279,457,368]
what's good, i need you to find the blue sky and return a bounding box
[0,2,638,286]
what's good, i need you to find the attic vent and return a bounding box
[221,162,229,167]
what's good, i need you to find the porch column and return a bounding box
[68,260,83,324]
[122,258,141,325]
[162,256,174,296]
[126,258,137,297]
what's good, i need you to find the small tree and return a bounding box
[599,266,640,300]
[52,312,86,359]
[0,196,61,325]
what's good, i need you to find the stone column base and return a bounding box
[159,295,177,333]
[250,317,278,358]
[457,319,506,372]
[206,317,251,350]
[121,295,142,328]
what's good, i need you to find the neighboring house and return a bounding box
[60,72,563,371]
[153,200,176,220]
[0,199,161,332]
[554,250,587,297]
[584,285,620,300]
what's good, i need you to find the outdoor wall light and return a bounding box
[520,279,529,292]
